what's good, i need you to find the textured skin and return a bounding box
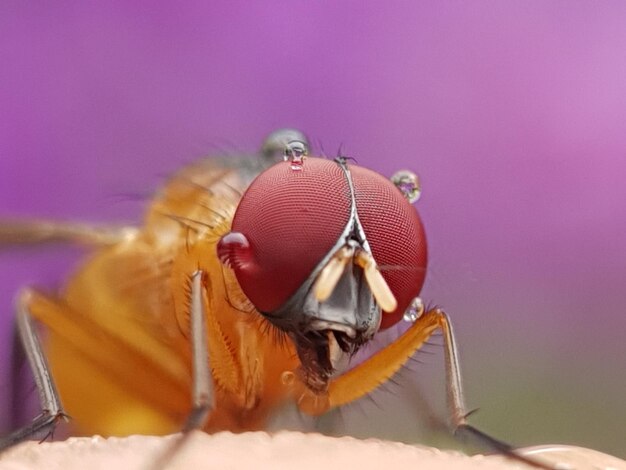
[9,433,620,470]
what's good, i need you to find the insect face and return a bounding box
[218,152,427,391]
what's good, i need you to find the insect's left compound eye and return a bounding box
[218,157,427,330]
[350,165,427,328]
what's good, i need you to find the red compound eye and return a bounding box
[219,157,427,330]
[224,158,352,313]
[350,165,427,329]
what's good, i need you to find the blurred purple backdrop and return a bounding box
[1,1,625,457]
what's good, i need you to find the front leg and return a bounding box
[182,271,215,431]
[299,307,554,469]
[434,309,554,469]
[302,308,442,413]
[147,271,216,470]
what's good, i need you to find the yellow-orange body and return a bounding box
[25,157,442,437]
[26,160,295,435]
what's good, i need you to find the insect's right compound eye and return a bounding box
[218,158,353,313]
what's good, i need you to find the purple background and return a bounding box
[1,1,625,457]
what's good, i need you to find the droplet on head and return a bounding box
[391,170,421,203]
[284,140,308,171]
[262,129,309,161]
[403,297,424,323]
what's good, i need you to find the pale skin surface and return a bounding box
[0,432,624,470]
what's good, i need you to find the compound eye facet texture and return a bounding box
[350,164,428,329]
[230,158,352,313]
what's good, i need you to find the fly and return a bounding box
[0,129,555,469]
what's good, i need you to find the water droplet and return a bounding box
[403,297,424,323]
[262,129,309,161]
[284,140,308,171]
[391,170,421,203]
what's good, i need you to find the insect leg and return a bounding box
[299,310,440,414]
[182,270,214,431]
[316,308,554,469]
[144,272,215,470]
[0,219,138,247]
[434,309,554,469]
[0,290,67,451]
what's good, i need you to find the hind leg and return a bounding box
[0,289,67,451]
